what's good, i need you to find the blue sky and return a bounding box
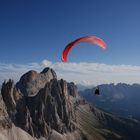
[0,0,140,65]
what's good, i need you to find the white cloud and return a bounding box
[0,59,140,86]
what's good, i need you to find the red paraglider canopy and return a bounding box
[61,36,107,62]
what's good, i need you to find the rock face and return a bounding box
[16,68,57,96]
[1,68,77,139]
[0,94,11,130]
[67,82,78,97]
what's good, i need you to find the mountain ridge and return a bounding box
[0,68,140,140]
[80,83,140,119]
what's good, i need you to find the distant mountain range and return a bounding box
[80,83,140,120]
[0,69,140,140]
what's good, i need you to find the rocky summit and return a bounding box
[0,67,140,140]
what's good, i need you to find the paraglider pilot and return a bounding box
[94,86,100,95]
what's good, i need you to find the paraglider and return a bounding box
[94,87,100,95]
[61,36,107,62]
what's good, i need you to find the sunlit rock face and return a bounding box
[1,68,77,139]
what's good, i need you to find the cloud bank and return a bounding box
[0,60,140,86]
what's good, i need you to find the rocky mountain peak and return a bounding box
[41,67,57,78]
[1,68,77,139]
[16,67,57,96]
